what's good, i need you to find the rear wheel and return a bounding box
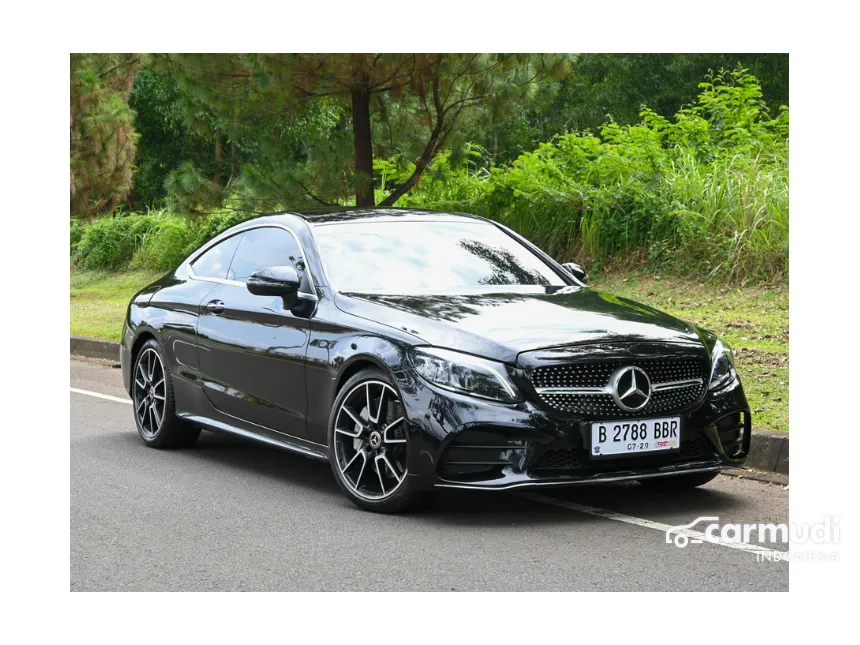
[328,368,432,513]
[638,471,718,492]
[132,339,200,449]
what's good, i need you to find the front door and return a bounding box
[195,226,314,439]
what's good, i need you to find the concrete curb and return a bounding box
[71,336,120,362]
[68,335,788,476]
[747,429,789,475]
[722,467,789,487]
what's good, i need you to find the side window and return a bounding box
[191,233,243,279]
[228,227,304,283]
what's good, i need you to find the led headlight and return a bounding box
[709,339,737,391]
[408,347,522,403]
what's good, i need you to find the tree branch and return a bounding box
[378,74,446,207]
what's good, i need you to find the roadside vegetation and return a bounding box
[71,67,787,285]
[70,270,161,340]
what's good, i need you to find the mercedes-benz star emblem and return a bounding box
[610,366,651,412]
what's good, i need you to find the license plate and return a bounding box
[590,417,681,458]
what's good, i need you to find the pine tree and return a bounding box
[161,54,572,210]
[70,54,142,218]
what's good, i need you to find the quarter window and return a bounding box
[191,233,242,280]
[228,227,304,282]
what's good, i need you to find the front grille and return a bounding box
[530,432,718,473]
[530,358,708,418]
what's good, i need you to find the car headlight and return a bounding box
[408,347,522,403]
[709,339,737,391]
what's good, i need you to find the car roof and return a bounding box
[278,207,487,226]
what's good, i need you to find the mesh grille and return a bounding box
[531,358,708,418]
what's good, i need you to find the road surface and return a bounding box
[71,358,788,591]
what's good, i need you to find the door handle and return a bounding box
[205,300,226,314]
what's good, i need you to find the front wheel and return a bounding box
[328,368,433,513]
[638,471,718,492]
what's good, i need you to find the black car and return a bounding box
[120,208,751,512]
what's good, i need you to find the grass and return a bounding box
[591,271,788,433]
[69,268,788,432]
[70,270,163,341]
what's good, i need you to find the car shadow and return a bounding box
[108,429,749,527]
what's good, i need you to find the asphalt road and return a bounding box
[71,358,788,591]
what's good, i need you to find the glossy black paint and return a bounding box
[121,208,751,490]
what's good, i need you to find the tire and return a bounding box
[638,471,719,492]
[328,367,433,513]
[131,338,200,449]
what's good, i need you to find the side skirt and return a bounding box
[182,414,329,462]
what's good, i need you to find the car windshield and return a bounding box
[312,220,566,293]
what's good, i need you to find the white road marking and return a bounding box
[518,492,788,559]
[70,387,132,405]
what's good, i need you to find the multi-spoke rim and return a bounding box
[133,347,166,438]
[333,380,407,501]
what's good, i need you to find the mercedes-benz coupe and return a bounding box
[121,209,751,512]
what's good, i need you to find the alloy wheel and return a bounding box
[133,347,167,438]
[333,380,408,500]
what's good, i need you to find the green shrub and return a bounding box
[71,209,259,272]
[74,214,161,270]
[397,68,788,283]
[131,214,197,270]
[70,218,84,254]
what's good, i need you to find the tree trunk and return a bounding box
[351,88,374,207]
[214,132,223,187]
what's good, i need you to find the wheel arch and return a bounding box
[335,354,392,395]
[130,329,159,368]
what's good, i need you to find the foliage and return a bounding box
[70,67,788,284]
[156,54,571,209]
[397,68,788,282]
[127,68,237,210]
[70,54,143,217]
[70,209,256,271]
[70,218,84,252]
[73,213,159,269]
[130,215,197,270]
[73,211,195,270]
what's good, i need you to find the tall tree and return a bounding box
[70,54,143,217]
[162,54,572,210]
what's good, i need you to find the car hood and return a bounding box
[335,286,704,364]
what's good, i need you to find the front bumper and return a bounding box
[401,375,750,491]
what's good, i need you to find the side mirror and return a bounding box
[561,262,588,285]
[246,266,300,308]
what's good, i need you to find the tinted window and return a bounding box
[313,220,565,293]
[228,227,304,282]
[191,233,242,279]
